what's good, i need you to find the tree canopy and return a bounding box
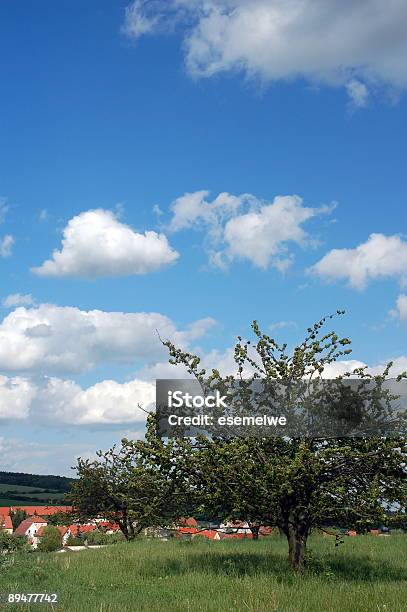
[71,311,407,572]
[152,311,407,570]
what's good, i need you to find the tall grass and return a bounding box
[1,534,406,611]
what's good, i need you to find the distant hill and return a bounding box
[0,471,75,506]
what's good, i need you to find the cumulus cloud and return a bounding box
[0,303,216,374]
[1,354,405,426]
[168,190,244,233]
[309,233,407,290]
[32,209,179,278]
[2,293,35,308]
[168,190,332,270]
[0,374,154,425]
[35,377,154,425]
[122,0,407,103]
[3,352,406,423]
[0,235,14,257]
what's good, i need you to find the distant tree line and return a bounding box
[0,471,74,493]
[0,492,66,504]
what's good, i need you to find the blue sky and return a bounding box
[0,0,406,475]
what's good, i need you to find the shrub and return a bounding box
[65,536,83,546]
[37,526,62,552]
[0,531,30,554]
[86,529,125,545]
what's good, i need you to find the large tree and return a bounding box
[157,311,407,571]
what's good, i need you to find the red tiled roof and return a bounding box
[36,525,68,538]
[97,521,120,531]
[178,517,198,527]
[35,526,46,537]
[57,526,69,537]
[14,516,48,537]
[1,515,13,531]
[220,532,253,540]
[0,506,72,517]
[68,524,96,536]
[179,527,199,534]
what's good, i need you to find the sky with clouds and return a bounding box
[0,0,406,475]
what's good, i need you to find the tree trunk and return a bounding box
[287,528,308,572]
[281,515,310,572]
[250,526,260,540]
[119,513,136,541]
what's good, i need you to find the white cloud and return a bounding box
[346,79,369,108]
[0,375,36,419]
[0,303,216,374]
[269,320,297,332]
[309,233,407,290]
[32,209,179,278]
[138,345,258,380]
[123,0,407,103]
[122,0,162,39]
[0,374,153,425]
[168,190,244,233]
[393,294,407,323]
[2,293,35,308]
[0,371,154,426]
[223,196,325,269]
[168,191,332,270]
[0,235,14,257]
[0,352,405,426]
[319,360,368,379]
[35,377,154,425]
[302,357,407,379]
[369,356,407,377]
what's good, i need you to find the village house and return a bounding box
[0,504,121,549]
[1,514,13,534]
[13,516,49,548]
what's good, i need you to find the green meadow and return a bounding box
[1,534,406,611]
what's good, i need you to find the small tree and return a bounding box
[9,509,27,531]
[37,526,62,552]
[0,528,29,557]
[70,440,182,540]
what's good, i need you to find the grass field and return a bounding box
[1,534,406,611]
